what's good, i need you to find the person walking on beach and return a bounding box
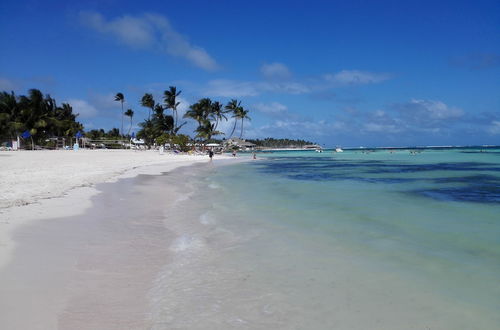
[232,150,237,157]
[208,149,214,160]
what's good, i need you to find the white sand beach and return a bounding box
[0,149,214,209]
[0,149,228,329]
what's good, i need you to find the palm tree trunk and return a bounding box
[229,119,237,138]
[127,117,132,135]
[121,101,124,137]
[239,118,244,139]
[174,109,178,134]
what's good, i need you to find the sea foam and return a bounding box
[169,235,205,253]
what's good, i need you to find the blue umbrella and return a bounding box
[21,130,31,139]
[131,132,135,138]
[75,131,83,138]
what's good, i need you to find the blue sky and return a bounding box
[1,0,499,147]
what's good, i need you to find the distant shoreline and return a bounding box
[249,145,500,152]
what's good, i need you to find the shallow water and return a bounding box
[149,148,500,329]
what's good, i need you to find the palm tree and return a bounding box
[184,101,206,125]
[239,108,251,139]
[124,109,134,135]
[210,101,226,131]
[141,93,155,120]
[1,89,83,149]
[163,86,181,133]
[225,99,241,139]
[195,119,222,142]
[114,92,124,136]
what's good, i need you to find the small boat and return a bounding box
[315,149,323,153]
[335,147,343,153]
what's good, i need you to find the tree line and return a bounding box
[0,89,83,148]
[0,87,252,149]
[246,137,314,148]
[115,87,251,149]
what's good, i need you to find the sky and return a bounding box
[1,0,499,147]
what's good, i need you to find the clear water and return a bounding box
[151,148,500,329]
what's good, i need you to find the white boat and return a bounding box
[315,149,323,153]
[335,147,343,152]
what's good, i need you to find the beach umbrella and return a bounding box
[21,130,31,139]
[75,131,83,138]
[131,132,135,138]
[21,130,33,149]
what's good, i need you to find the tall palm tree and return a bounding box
[163,86,181,133]
[210,101,226,131]
[141,93,155,120]
[184,98,212,125]
[225,99,241,139]
[239,108,251,139]
[124,109,134,135]
[114,92,124,136]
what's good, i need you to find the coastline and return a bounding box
[1,149,498,329]
[0,150,225,270]
[0,149,216,209]
[0,150,231,329]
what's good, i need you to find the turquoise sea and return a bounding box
[151,147,500,329]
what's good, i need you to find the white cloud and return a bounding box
[363,122,401,133]
[399,99,464,121]
[79,11,218,71]
[217,117,242,137]
[90,92,120,110]
[488,121,500,134]
[202,79,309,98]
[80,11,154,48]
[261,81,310,94]
[250,118,342,139]
[254,102,288,115]
[203,79,260,97]
[174,96,190,119]
[67,99,98,118]
[261,62,292,80]
[324,70,391,85]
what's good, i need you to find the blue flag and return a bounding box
[21,130,31,139]
[75,131,83,138]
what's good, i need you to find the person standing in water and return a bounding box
[208,149,214,160]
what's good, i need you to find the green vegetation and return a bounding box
[1,86,311,151]
[85,128,121,139]
[124,109,134,135]
[246,138,314,148]
[0,89,83,148]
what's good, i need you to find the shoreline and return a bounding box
[0,149,218,209]
[2,150,498,328]
[0,151,232,329]
[0,150,226,270]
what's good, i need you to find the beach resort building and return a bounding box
[224,138,256,151]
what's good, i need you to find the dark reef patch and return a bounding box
[412,185,500,204]
[253,157,500,203]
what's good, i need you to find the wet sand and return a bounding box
[0,154,228,329]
